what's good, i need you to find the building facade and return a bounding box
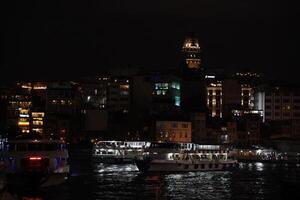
[155,120,192,143]
[256,85,300,122]
[206,80,222,118]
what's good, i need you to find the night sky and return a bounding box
[3,0,293,83]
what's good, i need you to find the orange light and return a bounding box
[29,157,42,160]
[18,121,30,126]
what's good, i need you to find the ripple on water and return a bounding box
[7,163,297,200]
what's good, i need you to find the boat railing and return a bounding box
[170,152,229,162]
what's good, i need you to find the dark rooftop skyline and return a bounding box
[3,0,293,83]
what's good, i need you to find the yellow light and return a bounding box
[32,117,43,121]
[21,85,32,89]
[33,86,47,90]
[20,109,29,114]
[33,121,43,126]
[120,84,129,89]
[18,122,30,126]
[32,112,45,118]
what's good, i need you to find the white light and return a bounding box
[256,149,262,154]
[19,114,29,118]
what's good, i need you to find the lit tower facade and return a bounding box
[182,37,202,70]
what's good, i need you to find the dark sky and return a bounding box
[3,0,293,82]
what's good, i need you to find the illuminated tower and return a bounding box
[182,37,201,70]
[180,36,206,113]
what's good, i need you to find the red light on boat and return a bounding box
[29,156,42,160]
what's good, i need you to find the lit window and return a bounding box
[32,112,44,118]
[182,123,188,128]
[33,121,43,126]
[18,121,30,126]
[175,96,180,106]
[155,84,159,90]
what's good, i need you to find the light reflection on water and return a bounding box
[94,163,138,174]
[3,162,299,200]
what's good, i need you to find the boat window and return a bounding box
[209,163,212,169]
[194,164,199,169]
[215,164,219,168]
[201,164,205,169]
[184,164,189,169]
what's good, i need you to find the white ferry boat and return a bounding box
[0,139,70,187]
[92,141,150,163]
[135,142,238,172]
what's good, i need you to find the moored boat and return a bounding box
[0,139,70,187]
[92,141,150,164]
[135,142,238,172]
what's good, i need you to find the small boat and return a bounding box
[135,142,238,172]
[0,139,70,187]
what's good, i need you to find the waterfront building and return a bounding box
[155,120,192,143]
[0,84,32,135]
[190,112,207,144]
[107,77,131,114]
[45,82,82,140]
[205,74,257,119]
[151,75,181,113]
[81,76,108,109]
[131,75,152,115]
[256,84,300,122]
[226,121,238,144]
[31,111,45,134]
[241,84,255,110]
[238,113,262,145]
[0,82,48,137]
[206,80,222,118]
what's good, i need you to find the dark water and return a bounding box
[4,160,300,200]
